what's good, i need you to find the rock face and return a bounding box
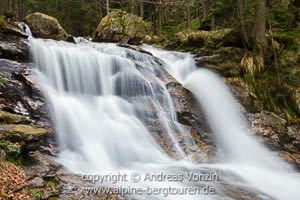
[93,10,150,45]
[0,59,51,162]
[0,17,29,61]
[24,12,68,40]
[0,59,48,120]
[248,111,300,169]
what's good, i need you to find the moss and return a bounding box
[274,29,300,50]
[32,193,41,200]
[0,77,7,84]
[0,111,30,124]
[46,178,58,191]
[6,155,23,165]
[12,125,48,136]
[5,130,16,135]
[0,17,6,27]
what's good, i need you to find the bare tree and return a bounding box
[140,1,144,19]
[253,0,267,69]
[200,0,211,18]
[97,0,103,19]
[254,0,267,49]
[106,0,110,14]
[186,0,191,29]
[131,0,135,14]
[157,1,162,35]
[237,0,250,47]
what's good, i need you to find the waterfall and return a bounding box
[144,45,300,200]
[29,39,200,172]
[30,38,300,199]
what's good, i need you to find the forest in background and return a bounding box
[1,0,300,122]
[1,0,298,37]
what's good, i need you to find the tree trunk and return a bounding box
[140,1,144,19]
[97,0,103,19]
[157,2,162,35]
[22,0,25,18]
[13,0,18,19]
[131,0,135,14]
[287,0,294,31]
[254,0,267,48]
[198,2,202,24]
[106,0,110,15]
[0,0,3,16]
[237,0,250,48]
[254,0,267,70]
[201,0,211,18]
[186,0,191,29]
[9,0,13,13]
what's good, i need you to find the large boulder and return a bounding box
[93,10,150,45]
[24,12,68,40]
[174,28,242,48]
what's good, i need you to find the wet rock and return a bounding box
[260,110,287,131]
[0,17,29,61]
[0,18,28,38]
[0,124,49,152]
[287,125,300,141]
[225,77,261,112]
[162,71,213,144]
[24,151,124,200]
[0,111,31,124]
[0,59,48,121]
[248,112,300,169]
[93,10,150,45]
[12,124,48,137]
[25,12,68,40]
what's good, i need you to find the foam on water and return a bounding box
[30,39,300,200]
[144,45,300,200]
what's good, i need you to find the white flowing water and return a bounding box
[16,22,33,36]
[30,39,190,172]
[30,38,300,200]
[144,45,300,200]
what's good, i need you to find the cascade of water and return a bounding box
[144,45,300,200]
[30,38,300,200]
[30,39,195,173]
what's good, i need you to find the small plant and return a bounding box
[0,77,7,84]
[47,180,57,191]
[32,193,41,200]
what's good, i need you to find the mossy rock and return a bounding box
[0,111,30,124]
[0,17,7,28]
[0,124,48,142]
[25,12,68,40]
[12,125,48,139]
[0,124,48,152]
[93,10,150,45]
[174,29,242,48]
